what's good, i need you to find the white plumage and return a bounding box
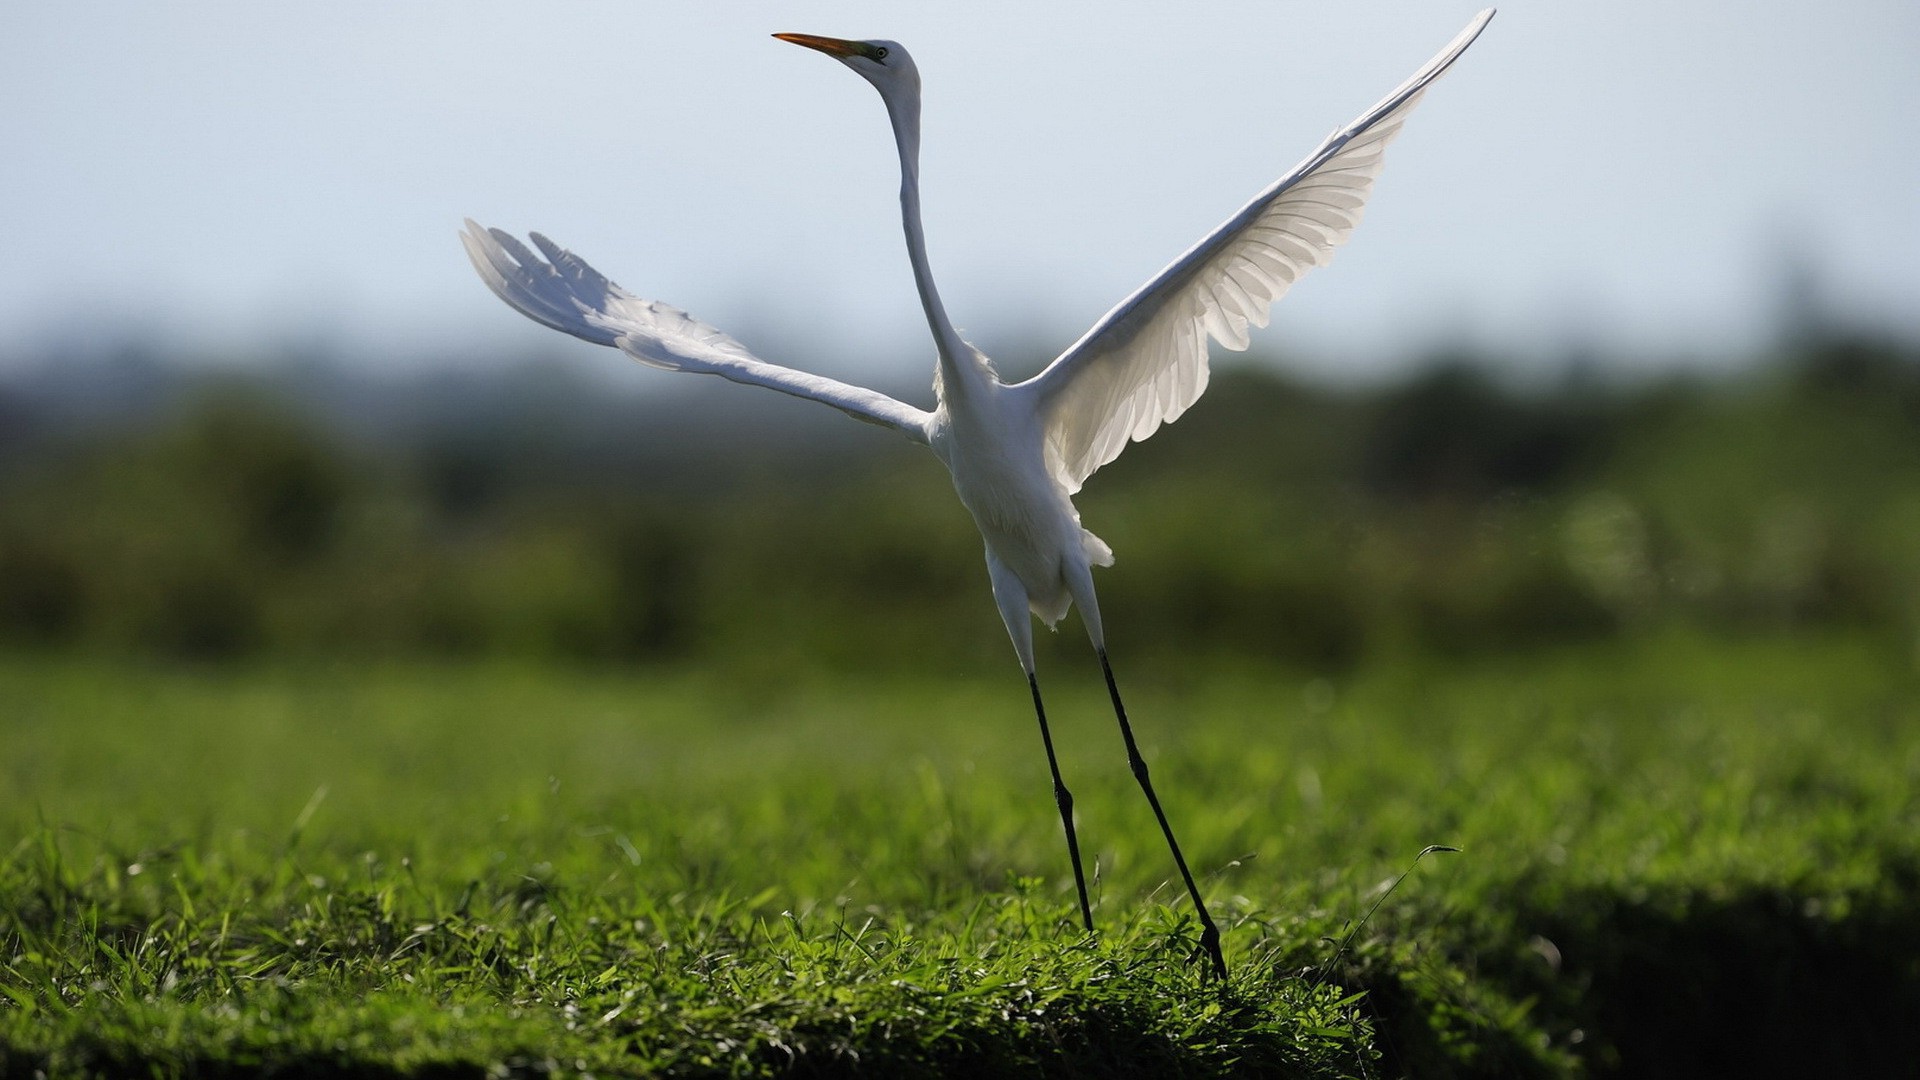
[463,12,1495,979]
[1027,11,1491,492]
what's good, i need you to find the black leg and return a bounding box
[1097,649,1226,979]
[1028,672,1094,934]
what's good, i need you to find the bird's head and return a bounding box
[773,33,920,105]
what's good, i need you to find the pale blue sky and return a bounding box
[3,1,1916,382]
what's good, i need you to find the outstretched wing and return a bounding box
[1020,9,1493,493]
[461,221,935,443]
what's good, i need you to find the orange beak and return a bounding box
[773,33,864,59]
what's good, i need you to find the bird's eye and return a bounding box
[871,46,889,61]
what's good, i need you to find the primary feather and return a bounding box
[461,220,934,441]
[1024,9,1494,494]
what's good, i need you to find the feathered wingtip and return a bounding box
[461,220,770,377]
[459,220,623,347]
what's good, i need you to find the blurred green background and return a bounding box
[7,333,1920,1075]
[4,331,1917,677]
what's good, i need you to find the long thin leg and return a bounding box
[985,551,1094,935]
[1098,647,1226,980]
[1028,672,1095,934]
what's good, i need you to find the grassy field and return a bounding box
[4,634,1919,1077]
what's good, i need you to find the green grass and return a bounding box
[4,635,1919,1077]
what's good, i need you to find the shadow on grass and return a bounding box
[2,1045,486,1080]
[1314,862,1920,1080]
[7,1011,1350,1080]
[1519,877,1920,1079]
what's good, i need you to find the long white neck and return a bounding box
[883,91,988,400]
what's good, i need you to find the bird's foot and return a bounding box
[1189,922,1227,981]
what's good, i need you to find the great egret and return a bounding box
[463,10,1494,980]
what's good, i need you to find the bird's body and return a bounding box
[937,380,1111,633]
[464,12,1495,979]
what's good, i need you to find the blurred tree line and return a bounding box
[1,334,1917,675]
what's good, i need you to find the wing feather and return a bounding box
[1021,10,1494,493]
[461,221,934,442]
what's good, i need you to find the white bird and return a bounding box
[463,10,1494,979]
